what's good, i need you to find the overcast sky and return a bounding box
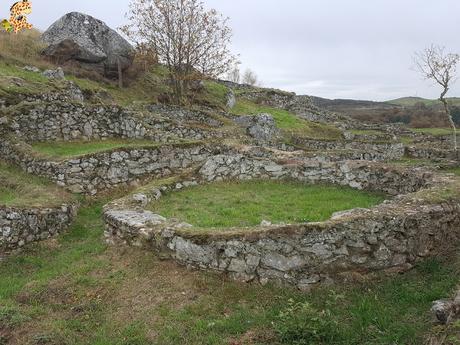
[5,0,460,101]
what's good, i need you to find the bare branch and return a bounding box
[121,0,239,102]
[413,45,460,152]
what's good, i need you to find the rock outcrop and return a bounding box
[41,12,134,78]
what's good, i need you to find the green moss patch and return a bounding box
[0,161,73,208]
[30,139,163,159]
[149,180,385,228]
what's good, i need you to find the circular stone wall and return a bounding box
[103,154,460,289]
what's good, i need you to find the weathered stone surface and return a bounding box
[42,12,134,77]
[0,203,78,251]
[42,67,65,80]
[234,114,280,144]
[5,101,218,143]
[431,290,460,324]
[197,154,430,195]
[23,65,40,73]
[226,89,236,109]
[0,140,221,195]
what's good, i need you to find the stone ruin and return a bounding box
[0,67,459,291]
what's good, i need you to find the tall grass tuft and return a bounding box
[0,29,50,68]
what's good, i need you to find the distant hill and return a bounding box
[309,95,459,128]
[310,96,396,111]
[386,97,460,107]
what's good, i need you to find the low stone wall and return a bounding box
[199,154,431,195]
[406,145,459,160]
[103,154,459,289]
[1,203,78,251]
[0,139,223,194]
[1,101,217,143]
[105,195,460,289]
[289,138,405,161]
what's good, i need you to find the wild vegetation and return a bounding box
[122,0,238,102]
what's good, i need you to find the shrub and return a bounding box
[275,299,341,345]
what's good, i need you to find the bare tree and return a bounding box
[242,69,258,86]
[414,45,460,152]
[122,0,238,102]
[226,66,240,83]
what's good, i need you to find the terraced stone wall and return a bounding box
[289,138,405,161]
[198,154,430,195]
[0,139,224,194]
[1,101,217,143]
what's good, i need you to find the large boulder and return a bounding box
[41,12,134,78]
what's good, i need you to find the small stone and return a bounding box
[132,193,149,206]
[23,65,40,73]
[42,67,65,80]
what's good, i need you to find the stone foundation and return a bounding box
[1,203,78,251]
[2,101,218,143]
[103,154,460,288]
[0,139,223,194]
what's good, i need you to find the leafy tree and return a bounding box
[122,0,238,102]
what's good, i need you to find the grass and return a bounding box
[196,80,230,109]
[349,129,386,136]
[0,197,458,344]
[232,98,342,140]
[390,157,435,166]
[31,139,163,159]
[0,161,72,207]
[444,167,460,176]
[149,180,385,228]
[411,128,457,136]
[68,64,172,106]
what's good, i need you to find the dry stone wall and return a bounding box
[198,154,430,195]
[103,154,459,289]
[105,197,460,289]
[0,139,223,194]
[2,101,216,143]
[1,203,78,251]
[289,138,405,161]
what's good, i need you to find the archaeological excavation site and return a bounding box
[1,4,459,345]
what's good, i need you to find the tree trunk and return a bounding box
[117,58,123,89]
[440,97,458,153]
